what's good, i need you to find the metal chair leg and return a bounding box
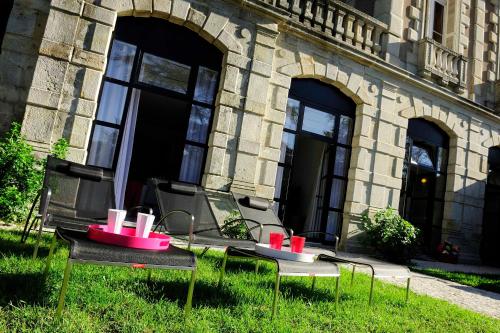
[255,260,260,274]
[56,259,74,317]
[199,247,210,257]
[335,276,340,306]
[147,270,152,282]
[368,273,375,305]
[32,221,45,259]
[25,217,40,243]
[184,268,197,317]
[405,278,411,303]
[311,276,317,291]
[350,265,356,287]
[217,251,228,288]
[272,272,281,319]
[43,234,58,278]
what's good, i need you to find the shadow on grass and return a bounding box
[255,278,339,302]
[0,271,49,306]
[0,232,53,258]
[129,277,240,308]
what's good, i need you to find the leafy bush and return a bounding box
[360,207,419,263]
[0,122,68,223]
[221,210,249,240]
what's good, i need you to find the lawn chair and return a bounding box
[218,193,342,318]
[44,227,197,318]
[20,156,150,258]
[231,193,411,305]
[150,178,262,253]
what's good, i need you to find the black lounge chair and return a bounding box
[20,156,150,258]
[150,178,262,251]
[44,227,197,317]
[218,193,342,318]
[231,192,411,305]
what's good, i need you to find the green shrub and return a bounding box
[221,210,249,240]
[360,207,419,263]
[0,122,68,223]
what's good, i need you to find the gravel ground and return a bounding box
[352,264,500,319]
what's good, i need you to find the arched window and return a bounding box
[275,79,356,244]
[87,17,222,208]
[399,119,449,252]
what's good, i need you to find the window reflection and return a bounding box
[338,115,353,144]
[186,105,211,143]
[179,144,204,184]
[285,98,300,130]
[411,145,434,169]
[87,125,119,168]
[139,53,191,93]
[279,132,295,164]
[325,212,340,240]
[194,66,218,104]
[106,40,136,82]
[333,147,349,177]
[302,106,336,138]
[96,82,128,124]
[329,179,345,209]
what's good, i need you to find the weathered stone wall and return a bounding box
[0,0,49,135]
[8,0,500,262]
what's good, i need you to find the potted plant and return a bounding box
[360,207,420,263]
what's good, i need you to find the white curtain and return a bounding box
[114,89,141,208]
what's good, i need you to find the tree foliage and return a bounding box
[0,123,68,222]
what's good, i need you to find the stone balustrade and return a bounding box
[417,38,468,92]
[245,0,390,59]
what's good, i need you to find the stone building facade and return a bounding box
[1,0,500,263]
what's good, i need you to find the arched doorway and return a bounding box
[86,17,222,208]
[399,119,449,253]
[481,147,500,266]
[274,79,356,244]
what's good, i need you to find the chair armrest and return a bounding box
[154,210,195,250]
[39,187,52,226]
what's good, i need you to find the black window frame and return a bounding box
[86,18,222,185]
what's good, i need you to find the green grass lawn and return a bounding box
[1,229,499,333]
[411,267,500,294]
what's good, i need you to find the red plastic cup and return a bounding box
[269,232,285,250]
[291,236,306,253]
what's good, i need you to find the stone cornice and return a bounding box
[233,0,500,125]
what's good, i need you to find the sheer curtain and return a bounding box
[114,89,141,208]
[303,144,327,233]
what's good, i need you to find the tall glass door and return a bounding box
[274,79,355,243]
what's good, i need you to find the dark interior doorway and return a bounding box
[481,147,500,266]
[284,136,328,234]
[399,119,449,254]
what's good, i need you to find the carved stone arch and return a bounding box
[398,105,461,139]
[115,0,243,55]
[277,59,374,106]
[481,130,500,148]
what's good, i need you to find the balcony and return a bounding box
[417,38,468,92]
[243,0,390,59]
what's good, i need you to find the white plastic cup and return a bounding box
[107,209,127,234]
[135,213,155,238]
